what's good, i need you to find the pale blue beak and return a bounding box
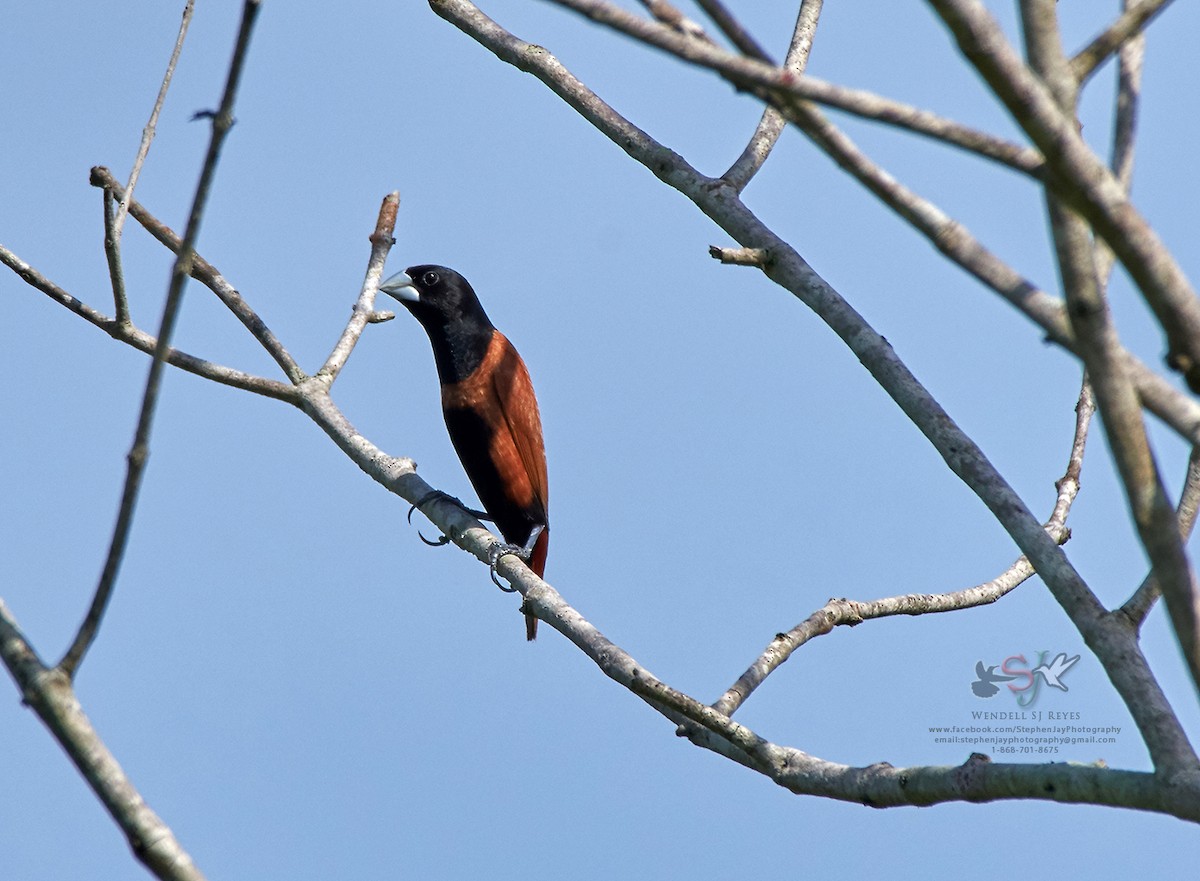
[379,271,418,303]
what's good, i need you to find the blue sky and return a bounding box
[3,2,1198,878]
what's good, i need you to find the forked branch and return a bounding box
[713,380,1095,717]
[434,0,1199,787]
[57,0,264,680]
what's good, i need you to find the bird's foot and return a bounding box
[488,541,530,592]
[407,490,492,547]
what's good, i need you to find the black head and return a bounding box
[379,264,496,383]
[379,264,493,335]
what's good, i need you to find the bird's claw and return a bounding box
[415,528,448,549]
[407,490,454,546]
[407,493,524,593]
[488,541,528,592]
[407,490,495,546]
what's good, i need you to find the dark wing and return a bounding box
[489,335,549,529]
[442,331,548,558]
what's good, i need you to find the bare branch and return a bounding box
[927,0,1200,392]
[0,243,295,401]
[546,0,1044,176]
[741,91,1200,446]
[110,0,195,244]
[102,189,132,326]
[722,1,823,191]
[1177,450,1200,553]
[713,378,1095,718]
[58,0,264,680]
[1094,0,1145,286]
[496,519,1200,818]
[0,602,208,881]
[90,166,306,385]
[635,0,708,40]
[1121,447,1200,625]
[431,0,1199,776]
[316,192,400,382]
[101,0,194,334]
[1071,0,1173,85]
[3,243,114,327]
[695,0,770,59]
[723,112,786,191]
[1019,0,1200,694]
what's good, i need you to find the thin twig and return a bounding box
[1071,0,1172,85]
[90,166,306,385]
[1092,0,1154,626]
[1094,0,1145,287]
[0,243,296,401]
[316,192,400,382]
[1051,380,1095,525]
[694,0,771,59]
[712,378,1094,717]
[1121,446,1200,625]
[58,0,264,680]
[102,189,132,327]
[723,0,823,191]
[636,0,709,40]
[545,0,1045,177]
[111,0,195,244]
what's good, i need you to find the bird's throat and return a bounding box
[428,320,494,386]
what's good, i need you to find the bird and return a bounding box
[380,264,549,640]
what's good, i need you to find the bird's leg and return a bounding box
[407,490,493,547]
[488,525,545,592]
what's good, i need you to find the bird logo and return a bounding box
[971,651,1081,703]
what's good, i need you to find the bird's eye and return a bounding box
[422,271,440,287]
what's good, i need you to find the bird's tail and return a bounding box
[525,527,549,641]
